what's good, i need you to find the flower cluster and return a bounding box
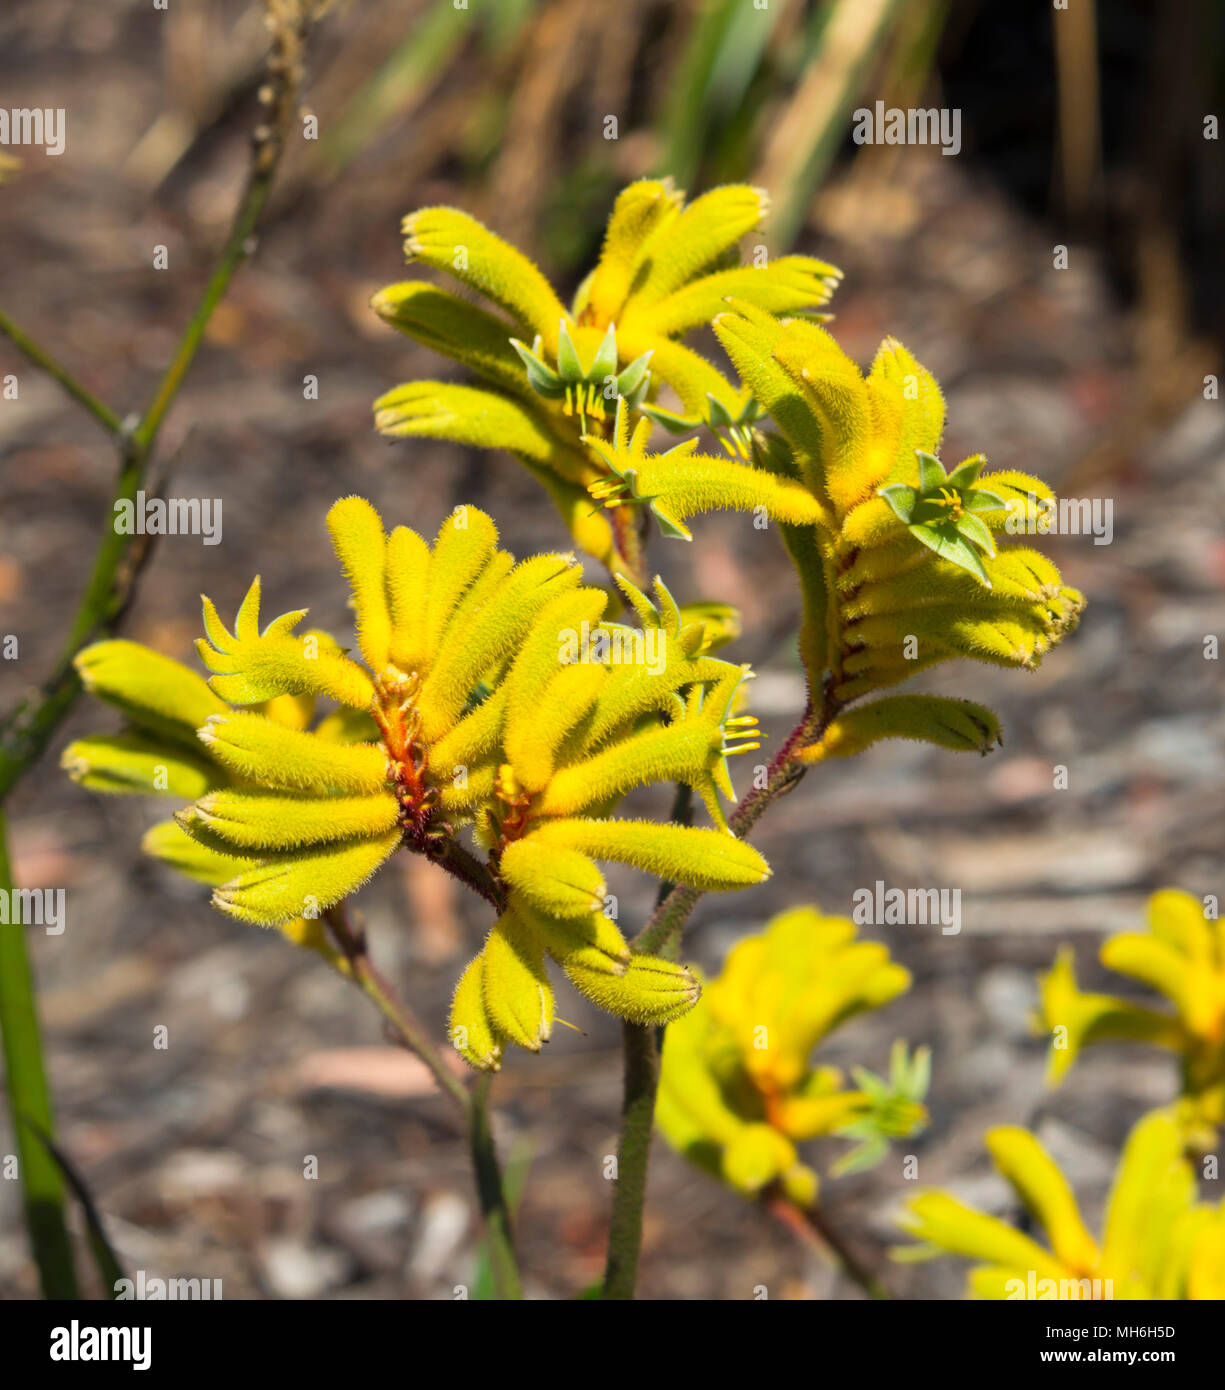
[370,180,1084,770]
[582,304,1084,760]
[1036,889,1225,1151]
[656,906,927,1207]
[895,1111,1225,1300]
[64,497,771,1070]
[710,308,1085,702]
[371,180,838,572]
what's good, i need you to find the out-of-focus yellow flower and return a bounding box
[656,906,926,1207]
[1036,889,1225,1150]
[895,1110,1225,1300]
[65,496,772,1070]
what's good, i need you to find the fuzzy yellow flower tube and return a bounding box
[449,575,770,1070]
[700,301,1084,759]
[656,907,927,1208]
[371,180,839,573]
[1036,889,1225,1151]
[895,1110,1225,1300]
[64,496,772,1071]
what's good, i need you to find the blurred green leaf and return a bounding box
[0,810,79,1299]
[661,0,786,188]
[321,0,537,175]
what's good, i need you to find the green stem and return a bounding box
[132,177,272,455]
[600,694,833,1299]
[469,1074,523,1300]
[600,1017,659,1300]
[599,780,696,1297]
[0,809,78,1298]
[0,16,308,804]
[0,308,124,437]
[0,456,153,800]
[323,906,523,1300]
[324,906,469,1115]
[633,699,820,958]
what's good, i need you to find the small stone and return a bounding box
[336,1191,412,1237]
[260,1238,352,1299]
[408,1192,469,1287]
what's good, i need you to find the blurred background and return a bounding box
[1,0,1222,1299]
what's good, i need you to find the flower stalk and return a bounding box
[324,905,523,1299]
[766,1192,891,1300]
[601,1016,660,1300]
[602,700,822,1299]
